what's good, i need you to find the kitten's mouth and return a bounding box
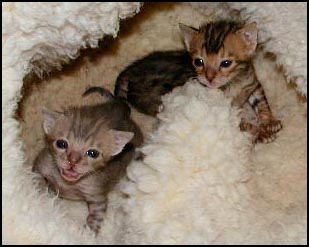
[197,77,220,89]
[60,168,82,182]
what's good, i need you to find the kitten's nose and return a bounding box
[68,151,81,165]
[205,67,216,82]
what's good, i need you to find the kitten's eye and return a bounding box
[220,60,233,68]
[56,139,68,149]
[86,149,100,159]
[193,58,204,67]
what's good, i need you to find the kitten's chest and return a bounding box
[60,175,105,200]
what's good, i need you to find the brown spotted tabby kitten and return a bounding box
[32,92,143,235]
[179,20,282,143]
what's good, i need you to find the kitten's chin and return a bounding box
[60,168,83,182]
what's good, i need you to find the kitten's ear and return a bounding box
[42,107,59,134]
[236,22,258,55]
[179,23,199,50]
[110,130,134,156]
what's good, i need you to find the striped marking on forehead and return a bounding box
[66,109,107,143]
[201,21,242,54]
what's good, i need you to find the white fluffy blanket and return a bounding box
[2,2,307,245]
[115,82,254,244]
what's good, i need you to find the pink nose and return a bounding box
[68,151,81,166]
[205,67,216,82]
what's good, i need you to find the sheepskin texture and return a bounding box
[2,2,307,245]
[116,81,254,244]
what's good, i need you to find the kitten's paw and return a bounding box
[254,128,277,144]
[86,215,102,235]
[260,119,282,134]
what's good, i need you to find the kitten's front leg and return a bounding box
[231,81,278,143]
[86,198,107,235]
[247,83,282,143]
